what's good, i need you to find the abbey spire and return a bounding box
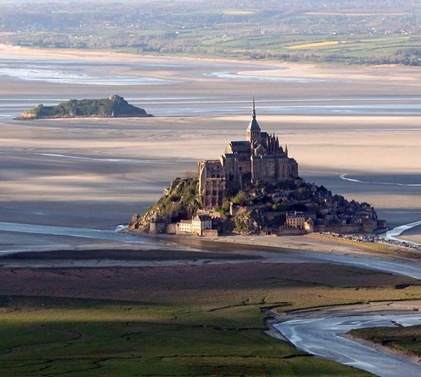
[247,95,261,143]
[200,98,298,206]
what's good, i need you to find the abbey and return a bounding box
[198,99,299,208]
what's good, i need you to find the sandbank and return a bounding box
[1,114,420,250]
[2,228,419,270]
[3,115,420,212]
[2,43,420,84]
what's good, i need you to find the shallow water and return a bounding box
[275,314,421,377]
[0,56,420,118]
[340,173,421,187]
[2,95,421,119]
[0,60,174,86]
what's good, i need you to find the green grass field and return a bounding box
[349,325,421,359]
[0,260,420,376]
[0,300,372,377]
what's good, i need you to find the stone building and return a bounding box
[285,211,306,229]
[199,98,298,208]
[176,214,213,236]
[197,160,226,208]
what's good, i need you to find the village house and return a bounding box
[176,214,213,236]
[285,211,306,229]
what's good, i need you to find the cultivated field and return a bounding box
[0,0,419,65]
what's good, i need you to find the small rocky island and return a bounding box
[129,101,385,236]
[15,95,152,120]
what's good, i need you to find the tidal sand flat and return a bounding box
[0,45,420,252]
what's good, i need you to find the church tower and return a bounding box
[247,96,261,143]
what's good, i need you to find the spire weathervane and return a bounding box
[252,93,256,119]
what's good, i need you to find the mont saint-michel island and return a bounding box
[130,100,385,237]
[15,95,152,120]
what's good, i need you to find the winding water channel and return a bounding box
[275,313,421,377]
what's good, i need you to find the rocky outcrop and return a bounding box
[129,175,384,236]
[129,177,202,233]
[15,95,152,120]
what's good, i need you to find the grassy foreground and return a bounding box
[0,261,420,376]
[0,302,364,377]
[350,325,421,360]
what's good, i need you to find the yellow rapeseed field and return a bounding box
[288,41,341,49]
[222,10,255,15]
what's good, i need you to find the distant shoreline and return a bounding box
[2,43,420,82]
